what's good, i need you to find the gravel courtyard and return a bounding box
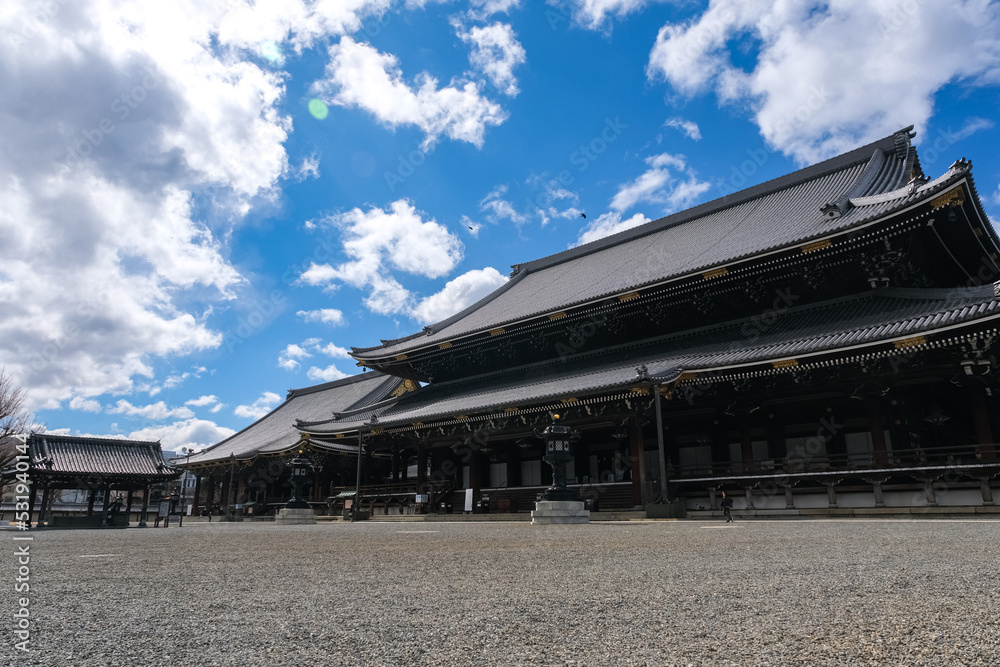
[2,519,998,666]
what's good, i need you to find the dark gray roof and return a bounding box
[355,128,984,360]
[25,434,178,479]
[186,372,401,465]
[312,284,1000,433]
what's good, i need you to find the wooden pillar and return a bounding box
[26,482,38,529]
[824,480,840,508]
[193,475,202,513]
[979,477,995,505]
[221,474,231,512]
[767,414,786,460]
[100,487,112,526]
[37,484,51,526]
[236,473,246,509]
[628,416,643,506]
[711,416,729,474]
[968,384,996,460]
[391,451,400,482]
[707,486,718,510]
[866,398,888,466]
[126,489,135,523]
[138,486,150,527]
[86,488,96,517]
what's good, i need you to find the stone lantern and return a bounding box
[275,448,317,525]
[531,414,589,525]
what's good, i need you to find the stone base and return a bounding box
[274,507,316,525]
[531,500,589,525]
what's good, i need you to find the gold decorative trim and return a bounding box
[703,267,729,280]
[560,397,578,404]
[394,354,408,362]
[618,292,640,302]
[894,335,926,349]
[676,372,699,382]
[659,387,674,399]
[629,386,650,395]
[391,379,418,398]
[549,312,567,321]
[801,239,832,254]
[438,342,452,350]
[335,433,345,438]
[930,188,964,211]
[503,406,519,412]
[412,421,424,427]
[974,227,984,237]
[772,359,799,369]
[454,414,469,420]
[489,328,505,336]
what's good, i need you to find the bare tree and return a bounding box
[0,368,33,484]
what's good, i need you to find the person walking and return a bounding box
[721,490,734,523]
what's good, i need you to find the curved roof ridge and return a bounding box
[287,370,387,398]
[514,130,904,275]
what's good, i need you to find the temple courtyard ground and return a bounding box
[2,519,998,666]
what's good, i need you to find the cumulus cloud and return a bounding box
[664,117,702,141]
[0,0,365,408]
[108,400,195,420]
[647,1,1000,164]
[456,22,527,96]
[307,365,351,382]
[576,212,651,246]
[128,418,235,450]
[469,0,521,19]
[413,267,508,324]
[610,153,711,213]
[299,200,464,315]
[461,216,483,237]
[312,37,507,148]
[68,397,102,413]
[296,308,347,326]
[559,0,665,30]
[278,343,313,370]
[234,392,282,419]
[185,395,219,407]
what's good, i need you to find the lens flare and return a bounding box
[308,99,329,120]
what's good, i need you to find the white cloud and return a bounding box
[560,0,665,30]
[164,367,207,389]
[576,212,651,245]
[480,185,529,225]
[312,36,507,148]
[647,1,1000,164]
[664,117,702,141]
[413,267,509,324]
[469,0,521,19]
[456,22,526,97]
[610,153,711,213]
[307,365,351,382]
[294,153,321,181]
[185,395,218,407]
[108,400,195,420]
[318,343,353,359]
[234,392,282,419]
[128,418,235,450]
[278,343,313,371]
[68,397,102,413]
[296,308,347,326]
[299,200,464,315]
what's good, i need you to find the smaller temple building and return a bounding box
[3,434,180,527]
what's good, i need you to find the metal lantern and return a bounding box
[285,450,314,509]
[534,413,581,501]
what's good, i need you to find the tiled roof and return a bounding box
[186,371,402,465]
[311,284,1000,433]
[27,434,178,479]
[355,128,989,360]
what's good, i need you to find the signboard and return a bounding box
[415,494,429,504]
[156,502,169,518]
[464,488,474,512]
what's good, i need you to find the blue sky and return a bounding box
[2,0,999,452]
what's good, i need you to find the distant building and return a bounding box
[185,127,1000,517]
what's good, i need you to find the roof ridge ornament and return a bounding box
[893,125,916,159]
[948,157,972,172]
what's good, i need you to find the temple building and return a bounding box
[184,127,1000,517]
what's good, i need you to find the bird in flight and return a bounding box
[580,212,587,219]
